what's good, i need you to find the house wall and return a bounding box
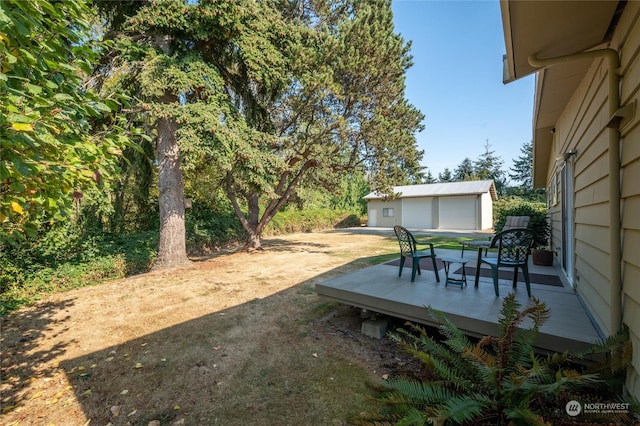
[616,1,640,398]
[549,42,614,334]
[547,2,640,398]
[366,199,402,228]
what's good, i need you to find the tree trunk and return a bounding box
[244,192,262,250]
[153,111,191,269]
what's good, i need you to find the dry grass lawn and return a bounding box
[1,229,422,426]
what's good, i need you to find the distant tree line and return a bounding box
[423,140,544,202]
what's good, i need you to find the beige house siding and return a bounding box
[544,2,640,398]
[618,1,640,399]
[548,55,613,334]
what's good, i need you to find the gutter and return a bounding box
[528,49,622,333]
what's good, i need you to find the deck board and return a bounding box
[316,249,602,353]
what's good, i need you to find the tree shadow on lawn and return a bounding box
[1,258,394,426]
[1,299,78,411]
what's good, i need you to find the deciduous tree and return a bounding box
[0,0,128,244]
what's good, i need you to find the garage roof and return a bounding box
[363,180,497,201]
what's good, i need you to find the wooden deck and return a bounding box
[316,248,602,353]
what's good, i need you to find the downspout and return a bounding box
[528,49,622,333]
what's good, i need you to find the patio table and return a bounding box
[441,256,469,288]
[459,240,492,287]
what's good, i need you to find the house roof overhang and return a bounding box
[500,0,623,187]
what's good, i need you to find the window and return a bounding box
[383,208,394,217]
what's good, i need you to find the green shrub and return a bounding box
[185,203,246,254]
[264,209,362,235]
[352,294,638,425]
[494,198,549,248]
[0,227,157,315]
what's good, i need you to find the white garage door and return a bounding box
[402,198,432,229]
[439,196,476,229]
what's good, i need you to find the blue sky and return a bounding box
[391,0,535,179]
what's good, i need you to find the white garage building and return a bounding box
[364,180,497,230]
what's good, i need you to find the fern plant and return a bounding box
[351,294,638,425]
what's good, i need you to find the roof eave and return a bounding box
[500,1,622,188]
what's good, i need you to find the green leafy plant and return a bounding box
[494,199,549,248]
[352,294,638,425]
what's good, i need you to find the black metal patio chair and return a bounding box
[393,225,440,283]
[480,228,535,297]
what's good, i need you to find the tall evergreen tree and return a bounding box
[94,0,295,264]
[94,0,425,255]
[474,141,506,193]
[509,140,533,188]
[425,170,436,184]
[438,168,454,182]
[454,157,475,181]
[507,140,545,201]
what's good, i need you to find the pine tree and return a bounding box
[425,170,436,184]
[454,157,476,181]
[94,0,425,254]
[507,140,545,201]
[509,140,533,189]
[438,168,454,182]
[474,141,506,194]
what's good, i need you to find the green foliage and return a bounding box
[0,203,363,314]
[110,141,158,233]
[0,0,135,244]
[185,202,245,254]
[93,0,425,250]
[353,294,638,425]
[292,172,370,215]
[509,141,533,189]
[264,209,362,236]
[474,142,506,194]
[493,198,549,248]
[453,158,475,182]
[437,168,454,183]
[445,142,506,193]
[506,141,547,201]
[0,223,157,315]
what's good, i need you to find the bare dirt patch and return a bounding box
[1,229,422,425]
